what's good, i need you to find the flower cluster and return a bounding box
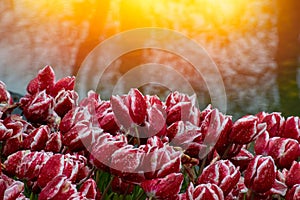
[0,66,299,200]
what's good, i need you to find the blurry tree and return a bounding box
[276,0,300,116]
[72,0,110,76]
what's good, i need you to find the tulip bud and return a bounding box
[51,76,75,97]
[280,116,300,141]
[36,65,55,94]
[111,95,132,129]
[230,148,254,172]
[254,130,269,155]
[16,151,52,181]
[141,173,183,199]
[0,81,12,104]
[45,132,62,153]
[96,101,119,133]
[39,175,77,200]
[127,88,147,125]
[229,115,266,144]
[244,155,276,193]
[197,160,240,196]
[165,92,200,126]
[183,183,224,200]
[286,184,300,200]
[257,112,284,137]
[23,125,50,151]
[1,176,25,200]
[286,161,300,188]
[54,90,78,117]
[78,178,98,199]
[20,90,55,123]
[267,137,300,169]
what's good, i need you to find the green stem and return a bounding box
[135,188,146,200]
[246,189,255,200]
[134,126,140,146]
[100,175,114,200]
[221,142,233,159]
[198,156,207,176]
[184,165,196,184]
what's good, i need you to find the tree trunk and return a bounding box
[72,0,110,76]
[276,0,300,116]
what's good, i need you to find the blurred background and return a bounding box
[0,0,299,119]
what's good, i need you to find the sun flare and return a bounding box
[20,0,250,31]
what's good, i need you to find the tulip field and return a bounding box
[0,66,300,199]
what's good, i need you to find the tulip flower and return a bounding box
[229,115,266,144]
[286,184,300,200]
[181,183,224,200]
[244,155,276,193]
[286,161,300,188]
[267,137,300,169]
[256,112,284,137]
[165,91,200,126]
[197,160,240,196]
[141,173,183,200]
[280,116,300,142]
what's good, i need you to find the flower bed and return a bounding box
[0,66,299,200]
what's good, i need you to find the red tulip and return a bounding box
[110,95,133,129]
[230,147,254,171]
[36,65,55,94]
[244,155,276,193]
[62,120,102,152]
[167,121,202,155]
[280,116,300,141]
[0,116,23,141]
[37,153,87,188]
[141,173,183,199]
[0,81,12,105]
[182,183,224,200]
[59,106,91,133]
[20,90,55,123]
[229,115,266,144]
[165,92,200,126]
[199,109,232,158]
[45,132,62,153]
[78,90,102,117]
[254,130,270,155]
[96,101,119,133]
[139,105,166,138]
[257,112,284,137]
[3,150,26,176]
[78,178,98,199]
[131,137,181,181]
[197,160,240,196]
[54,90,78,117]
[286,184,300,200]
[23,125,50,151]
[51,76,75,97]
[286,161,300,188]
[89,133,127,172]
[2,132,28,157]
[127,88,147,125]
[0,174,25,200]
[26,65,55,95]
[16,151,52,181]
[39,175,77,200]
[110,145,142,175]
[267,137,300,169]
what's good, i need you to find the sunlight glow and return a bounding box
[18,0,274,45]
